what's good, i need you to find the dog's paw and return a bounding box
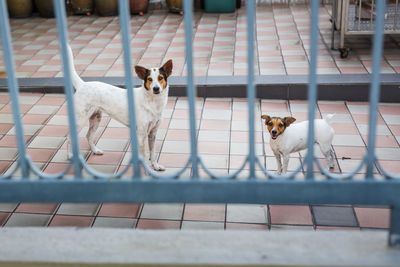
[152,162,165,172]
[92,148,104,155]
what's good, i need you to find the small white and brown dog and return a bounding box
[261,114,335,175]
[66,45,172,171]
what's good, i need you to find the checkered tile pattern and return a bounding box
[0,92,399,228]
[1,4,400,79]
[0,202,391,230]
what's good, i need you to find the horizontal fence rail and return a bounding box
[0,0,399,247]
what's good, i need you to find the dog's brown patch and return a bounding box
[261,115,296,139]
[269,118,286,136]
[134,65,148,80]
[160,59,173,78]
[144,76,153,91]
[158,74,167,89]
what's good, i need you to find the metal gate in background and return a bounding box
[0,0,399,247]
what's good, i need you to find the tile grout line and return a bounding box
[343,101,375,176]
[271,4,288,75]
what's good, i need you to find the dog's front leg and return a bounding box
[282,154,290,174]
[137,133,149,176]
[148,127,165,171]
[67,137,73,159]
[274,152,282,175]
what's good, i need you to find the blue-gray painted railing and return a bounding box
[0,0,399,247]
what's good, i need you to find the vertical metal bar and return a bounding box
[339,0,348,48]
[53,0,82,178]
[389,205,400,247]
[366,0,386,178]
[247,0,256,179]
[183,0,198,179]
[394,0,398,31]
[370,0,374,31]
[0,1,29,178]
[331,0,337,50]
[118,0,141,178]
[358,0,362,31]
[305,0,319,179]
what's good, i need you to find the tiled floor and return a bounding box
[0,93,399,229]
[1,3,400,79]
[0,2,399,230]
[0,202,392,230]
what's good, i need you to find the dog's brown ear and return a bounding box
[134,65,148,80]
[283,116,296,127]
[160,59,173,78]
[261,115,271,125]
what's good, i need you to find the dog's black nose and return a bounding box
[271,130,277,135]
[153,86,160,93]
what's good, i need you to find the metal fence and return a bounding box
[331,0,400,58]
[0,0,399,247]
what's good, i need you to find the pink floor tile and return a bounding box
[184,204,225,222]
[0,212,10,226]
[31,71,59,78]
[22,114,51,124]
[98,203,142,218]
[16,203,59,214]
[101,127,130,139]
[352,114,386,125]
[0,104,33,114]
[27,148,56,162]
[330,123,359,135]
[339,67,368,74]
[0,96,10,105]
[38,125,69,137]
[290,112,321,121]
[333,146,366,160]
[318,103,349,114]
[200,120,231,131]
[36,96,65,106]
[87,151,124,165]
[0,124,13,135]
[44,163,74,175]
[0,135,31,148]
[49,215,94,227]
[261,102,289,113]
[136,219,180,229]
[269,205,313,225]
[204,101,232,110]
[226,222,269,230]
[354,207,390,229]
[379,105,400,115]
[378,160,400,174]
[362,135,399,148]
[0,161,12,175]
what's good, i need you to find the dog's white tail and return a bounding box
[324,113,335,124]
[67,44,84,90]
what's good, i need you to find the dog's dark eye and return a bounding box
[148,78,153,82]
[158,76,163,81]
[279,123,284,127]
[267,122,273,126]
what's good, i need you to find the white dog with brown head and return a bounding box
[261,114,335,175]
[67,45,172,171]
